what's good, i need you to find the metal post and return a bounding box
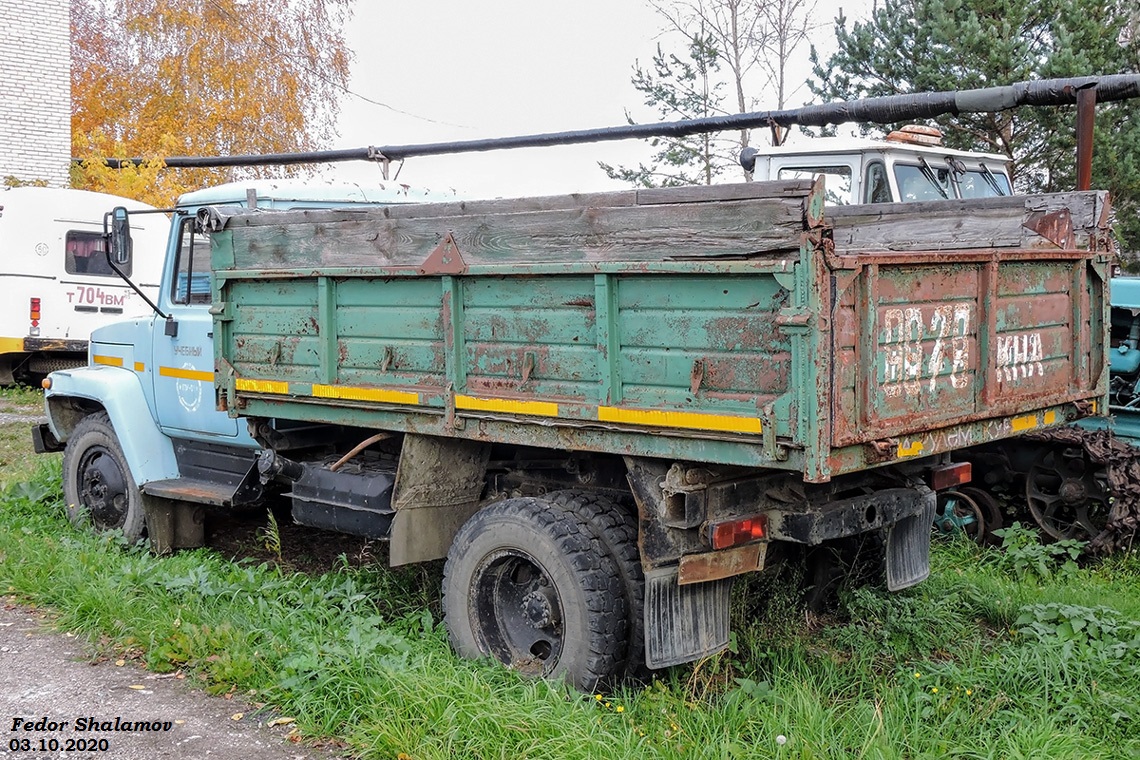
[1076,86,1097,191]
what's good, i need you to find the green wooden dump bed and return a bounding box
[207,179,1110,483]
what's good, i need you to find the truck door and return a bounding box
[152,214,238,437]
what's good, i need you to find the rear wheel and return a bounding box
[442,497,627,691]
[545,489,645,677]
[62,412,145,541]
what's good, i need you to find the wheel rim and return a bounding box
[76,445,129,530]
[956,486,1003,546]
[1025,446,1109,541]
[935,490,986,542]
[470,549,564,677]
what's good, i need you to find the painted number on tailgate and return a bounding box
[881,305,971,398]
[995,334,1044,383]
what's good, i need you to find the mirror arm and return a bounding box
[101,242,169,320]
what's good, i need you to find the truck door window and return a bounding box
[171,217,210,305]
[65,230,130,277]
[777,165,853,205]
[863,162,892,203]
[894,163,952,202]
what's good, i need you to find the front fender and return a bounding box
[44,365,178,487]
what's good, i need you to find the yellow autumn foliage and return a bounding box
[71,0,355,205]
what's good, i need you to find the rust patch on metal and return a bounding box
[678,542,766,585]
[689,359,705,394]
[865,439,897,463]
[419,232,467,275]
[1023,209,1075,250]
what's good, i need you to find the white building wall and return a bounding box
[0,0,70,187]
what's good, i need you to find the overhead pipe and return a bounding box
[84,74,1140,170]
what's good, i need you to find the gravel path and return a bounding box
[0,604,348,760]
[0,414,44,425]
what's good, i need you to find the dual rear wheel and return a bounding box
[442,491,643,690]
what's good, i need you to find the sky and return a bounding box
[323,1,873,200]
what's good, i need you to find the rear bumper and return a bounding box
[766,486,932,544]
[23,337,88,353]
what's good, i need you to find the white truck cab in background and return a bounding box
[0,187,167,384]
[741,125,1013,206]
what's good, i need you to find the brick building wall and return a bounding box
[0,0,70,187]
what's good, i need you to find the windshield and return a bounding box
[958,169,1011,198]
[894,163,952,202]
[894,162,1012,202]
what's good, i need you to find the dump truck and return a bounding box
[39,175,1107,689]
[38,76,1130,688]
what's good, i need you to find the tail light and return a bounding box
[931,461,972,491]
[708,514,767,550]
[29,297,41,336]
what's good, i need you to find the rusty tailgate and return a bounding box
[828,193,1110,452]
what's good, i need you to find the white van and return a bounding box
[0,187,167,383]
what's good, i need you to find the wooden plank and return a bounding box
[219,180,815,229]
[634,180,814,205]
[829,191,1110,253]
[831,204,1026,252]
[225,195,810,271]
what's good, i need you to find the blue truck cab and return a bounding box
[1082,275,1140,442]
[34,180,451,545]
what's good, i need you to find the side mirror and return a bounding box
[109,206,132,265]
[739,146,759,173]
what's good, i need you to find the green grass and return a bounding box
[0,384,43,411]
[0,457,1137,759]
[0,387,48,484]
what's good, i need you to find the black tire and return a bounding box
[62,412,145,541]
[544,489,645,678]
[442,496,628,691]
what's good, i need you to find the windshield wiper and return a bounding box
[978,162,1007,196]
[917,156,950,199]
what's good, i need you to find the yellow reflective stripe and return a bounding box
[1011,413,1039,432]
[598,406,762,434]
[456,395,560,417]
[0,337,25,353]
[134,362,145,372]
[159,366,214,382]
[235,378,289,394]
[312,383,420,405]
[1043,410,1057,426]
[93,354,124,368]
[897,440,925,458]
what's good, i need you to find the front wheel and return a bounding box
[62,412,145,541]
[442,497,628,691]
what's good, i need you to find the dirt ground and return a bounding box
[0,396,359,759]
[0,603,349,760]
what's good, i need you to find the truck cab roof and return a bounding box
[176,178,459,209]
[747,134,1010,164]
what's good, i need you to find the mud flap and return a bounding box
[643,566,732,669]
[884,487,937,591]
